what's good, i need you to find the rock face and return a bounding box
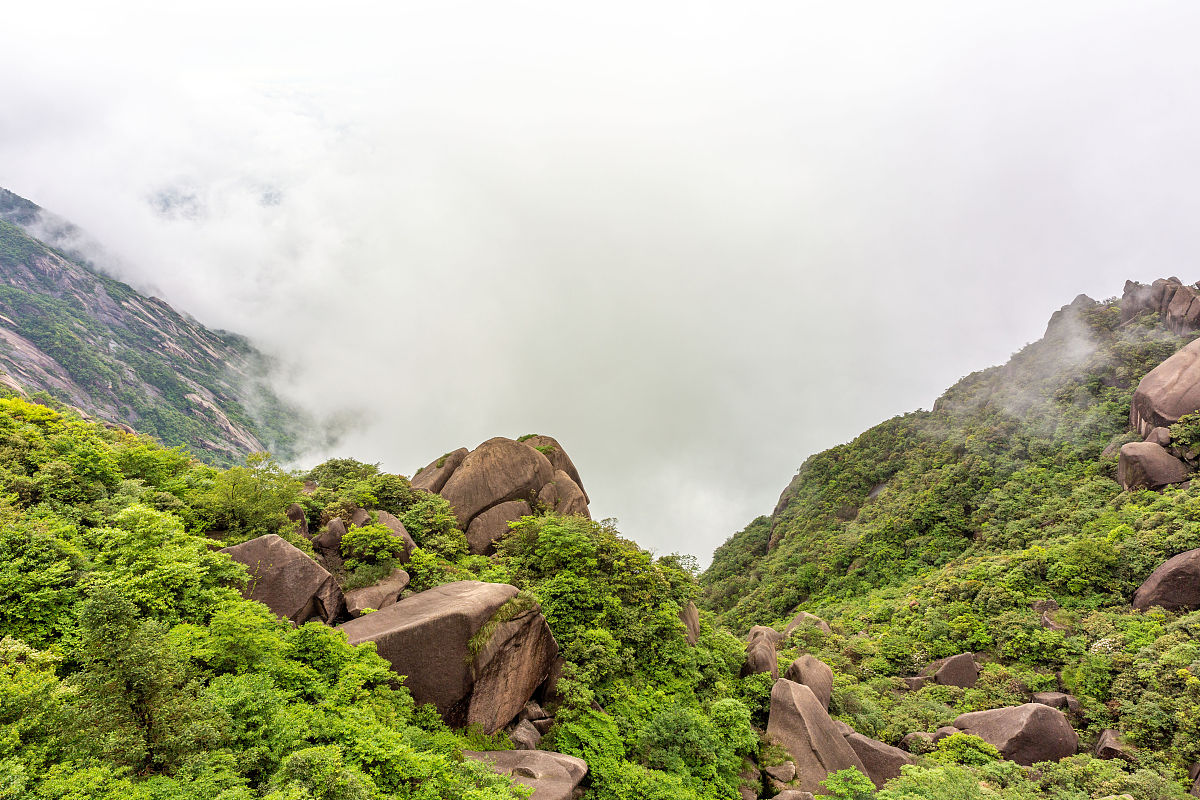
[339,581,558,733]
[1118,442,1190,491]
[1132,548,1200,611]
[439,438,555,529]
[744,626,784,678]
[286,503,309,538]
[784,655,834,709]
[1094,729,1134,762]
[953,704,1078,765]
[1032,691,1080,715]
[313,517,347,551]
[220,534,345,624]
[369,510,417,561]
[411,447,469,493]
[920,653,979,688]
[521,435,589,503]
[845,733,915,789]
[537,469,590,518]
[1131,337,1200,436]
[344,569,410,618]
[786,611,832,636]
[465,500,532,555]
[767,679,867,794]
[679,600,700,646]
[464,750,588,800]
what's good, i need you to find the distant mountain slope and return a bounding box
[0,186,298,465]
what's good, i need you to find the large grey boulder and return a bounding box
[1132,548,1200,611]
[220,534,344,624]
[440,437,555,529]
[411,447,469,493]
[350,509,416,562]
[344,568,410,618]
[766,679,867,795]
[920,653,979,688]
[786,611,832,636]
[845,733,916,788]
[1118,442,1189,491]
[465,500,532,555]
[784,655,834,709]
[1131,338,1200,436]
[464,750,588,800]
[537,469,590,518]
[744,626,784,679]
[286,503,309,538]
[1094,729,1134,762]
[520,435,589,503]
[339,581,558,733]
[313,517,347,552]
[953,704,1078,765]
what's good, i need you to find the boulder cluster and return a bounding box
[215,435,596,799]
[412,435,590,555]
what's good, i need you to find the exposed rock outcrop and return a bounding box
[521,435,590,503]
[220,534,345,624]
[766,679,867,795]
[1094,729,1134,762]
[919,652,978,688]
[844,733,916,788]
[344,568,410,618]
[339,581,558,733]
[537,469,590,518]
[1131,337,1200,436]
[953,703,1078,765]
[1118,442,1189,491]
[744,626,784,678]
[785,611,831,636]
[439,437,555,529]
[313,517,347,552]
[286,503,309,538]
[1032,691,1080,715]
[411,447,469,493]
[679,600,700,645]
[464,750,588,800]
[784,655,834,710]
[466,500,532,555]
[368,510,417,561]
[1132,548,1200,611]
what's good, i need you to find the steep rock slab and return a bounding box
[339,581,557,733]
[953,704,1078,765]
[1118,442,1189,491]
[344,569,410,618]
[784,655,834,709]
[314,517,347,552]
[744,626,784,679]
[411,447,469,493]
[679,600,700,646]
[464,750,588,800]
[767,679,867,795]
[1132,548,1200,611]
[220,534,344,624]
[465,500,531,555]
[844,733,915,788]
[920,652,979,688]
[521,435,589,503]
[440,437,555,529]
[1094,729,1134,762]
[1131,338,1200,436]
[537,469,591,518]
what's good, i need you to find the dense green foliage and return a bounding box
[703,300,1200,797]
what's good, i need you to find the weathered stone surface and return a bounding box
[767,679,867,795]
[1131,338,1200,436]
[339,581,558,733]
[764,761,797,782]
[920,653,978,688]
[411,447,469,493]
[519,700,549,722]
[510,719,542,750]
[784,655,834,709]
[440,438,555,529]
[744,626,784,679]
[900,731,936,752]
[902,677,928,691]
[1118,442,1190,491]
[953,704,1078,765]
[1146,426,1173,447]
[220,534,344,624]
[286,503,309,538]
[1032,691,1080,715]
[464,750,588,800]
[465,500,531,555]
[679,600,700,645]
[831,719,854,737]
[773,792,816,800]
[1094,729,1134,762]
[786,611,832,636]
[313,517,347,551]
[369,510,416,561]
[1133,548,1200,612]
[537,470,590,518]
[344,569,410,618]
[845,733,916,789]
[933,726,960,742]
[521,435,589,503]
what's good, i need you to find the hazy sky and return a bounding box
[4,2,1200,563]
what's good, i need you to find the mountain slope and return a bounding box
[0,186,298,465]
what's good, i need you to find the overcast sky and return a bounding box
[3,2,1200,564]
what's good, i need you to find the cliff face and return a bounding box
[0,187,297,464]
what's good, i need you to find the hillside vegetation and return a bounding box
[702,293,1200,797]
